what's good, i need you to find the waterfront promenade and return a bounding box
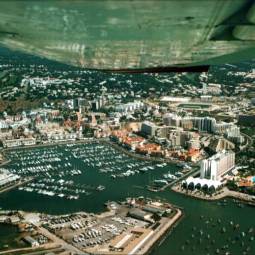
[0,244,62,255]
[138,208,182,255]
[103,139,184,164]
[171,184,255,204]
[147,168,200,192]
[1,137,183,165]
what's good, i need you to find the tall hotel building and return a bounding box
[200,151,235,181]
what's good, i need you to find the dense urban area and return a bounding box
[0,46,255,255]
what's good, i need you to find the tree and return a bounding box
[120,116,127,122]
[226,180,238,191]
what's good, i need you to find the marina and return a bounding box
[0,142,254,255]
[1,142,179,202]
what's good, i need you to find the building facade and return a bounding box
[141,121,158,137]
[200,151,235,181]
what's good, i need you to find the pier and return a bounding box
[147,167,200,192]
[0,177,34,194]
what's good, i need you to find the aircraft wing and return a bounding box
[0,0,254,71]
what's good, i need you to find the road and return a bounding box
[0,244,60,255]
[32,223,84,254]
[238,131,253,152]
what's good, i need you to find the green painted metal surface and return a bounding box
[0,0,254,70]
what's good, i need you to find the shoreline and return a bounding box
[0,136,199,167]
[140,209,183,255]
[1,138,96,153]
[1,138,185,165]
[1,138,253,208]
[146,209,183,255]
[102,139,186,164]
[171,184,255,206]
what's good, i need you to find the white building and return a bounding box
[115,101,144,114]
[0,120,8,129]
[225,125,243,143]
[2,138,36,148]
[0,169,20,187]
[200,151,235,181]
[184,176,221,190]
[160,96,190,103]
[213,122,233,134]
[163,114,216,132]
[163,114,242,140]
[183,151,235,190]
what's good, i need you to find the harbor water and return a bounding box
[0,142,254,255]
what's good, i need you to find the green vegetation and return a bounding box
[227,180,255,196]
[241,127,255,137]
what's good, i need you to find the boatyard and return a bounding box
[0,197,182,255]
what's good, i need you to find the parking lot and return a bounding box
[42,212,148,250]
